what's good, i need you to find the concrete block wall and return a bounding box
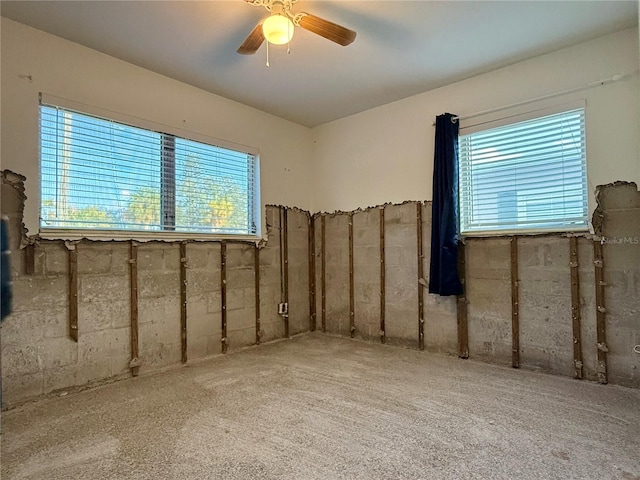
[597,182,640,387]
[185,242,221,360]
[518,236,574,377]
[2,168,639,406]
[138,243,182,369]
[313,184,640,389]
[466,238,512,365]
[287,209,312,336]
[316,202,450,348]
[383,203,419,347]
[1,171,313,406]
[323,213,350,336]
[260,206,286,343]
[420,203,458,354]
[352,208,382,341]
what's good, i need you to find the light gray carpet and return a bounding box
[2,332,639,479]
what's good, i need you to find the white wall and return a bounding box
[0,18,314,237]
[2,19,639,229]
[311,28,640,216]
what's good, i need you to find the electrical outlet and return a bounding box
[278,302,288,315]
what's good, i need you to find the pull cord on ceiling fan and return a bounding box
[238,0,356,65]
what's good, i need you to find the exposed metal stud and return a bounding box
[180,241,188,364]
[349,212,355,338]
[510,237,520,369]
[221,242,228,354]
[282,208,290,338]
[67,242,79,343]
[321,215,326,333]
[593,240,608,384]
[457,242,469,359]
[255,245,261,345]
[416,202,425,350]
[25,244,35,275]
[569,237,583,379]
[379,207,386,344]
[308,215,316,332]
[129,241,141,376]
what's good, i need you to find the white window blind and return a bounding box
[40,104,258,237]
[458,108,588,235]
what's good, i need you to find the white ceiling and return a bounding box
[1,1,638,127]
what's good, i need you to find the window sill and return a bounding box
[38,229,262,244]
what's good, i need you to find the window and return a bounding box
[458,108,588,235]
[40,104,258,238]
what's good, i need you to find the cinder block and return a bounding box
[75,361,114,386]
[518,237,572,270]
[1,309,46,343]
[187,335,219,361]
[80,275,129,304]
[78,300,129,333]
[138,296,180,324]
[187,268,219,294]
[11,277,68,313]
[289,292,310,336]
[137,244,169,271]
[78,328,130,365]
[288,209,309,230]
[2,371,44,406]
[227,303,256,331]
[597,182,640,210]
[1,343,42,375]
[325,310,348,336]
[385,224,416,247]
[138,271,181,298]
[383,204,404,224]
[109,243,130,276]
[77,244,112,274]
[227,326,256,351]
[225,287,246,312]
[354,281,379,305]
[9,244,25,277]
[423,293,457,317]
[265,205,280,230]
[259,284,280,306]
[260,318,286,342]
[43,363,79,393]
[227,267,255,291]
[258,245,278,267]
[138,321,181,369]
[186,243,215,270]
[30,247,46,277]
[386,266,417,304]
[226,243,255,268]
[423,312,458,354]
[44,242,70,276]
[41,336,78,368]
[385,300,419,333]
[187,302,221,338]
[577,239,598,382]
[467,312,512,365]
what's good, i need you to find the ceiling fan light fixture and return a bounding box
[262,14,294,45]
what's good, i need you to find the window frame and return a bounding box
[38,93,261,242]
[457,101,589,237]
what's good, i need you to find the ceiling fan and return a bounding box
[237,0,357,55]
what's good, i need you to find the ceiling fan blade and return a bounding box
[298,13,356,46]
[237,21,265,55]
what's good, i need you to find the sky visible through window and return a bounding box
[40,105,255,235]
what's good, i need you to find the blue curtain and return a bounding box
[429,113,463,296]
